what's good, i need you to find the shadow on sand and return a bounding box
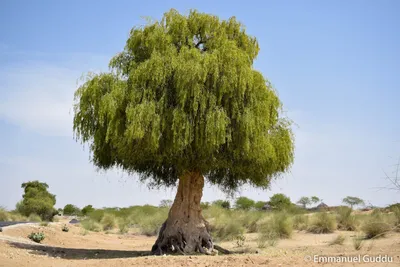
[8,241,151,259]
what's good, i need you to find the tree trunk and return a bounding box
[151,171,214,255]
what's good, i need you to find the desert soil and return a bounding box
[0,219,399,267]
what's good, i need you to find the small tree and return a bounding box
[81,205,95,216]
[63,204,81,216]
[18,181,57,221]
[213,200,230,209]
[73,9,294,254]
[297,197,311,208]
[310,196,321,205]
[342,196,365,209]
[269,193,292,211]
[235,197,255,210]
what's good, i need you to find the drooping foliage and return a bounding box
[73,9,294,193]
[18,181,57,221]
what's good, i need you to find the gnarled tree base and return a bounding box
[151,219,214,255]
[150,171,230,255]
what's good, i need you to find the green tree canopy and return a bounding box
[63,204,81,216]
[212,199,230,209]
[81,205,95,216]
[18,181,57,221]
[342,196,365,209]
[297,197,311,208]
[268,193,292,211]
[310,196,321,204]
[73,9,294,194]
[254,201,266,210]
[235,196,255,210]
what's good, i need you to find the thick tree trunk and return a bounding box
[151,171,214,255]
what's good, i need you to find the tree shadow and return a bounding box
[8,241,151,259]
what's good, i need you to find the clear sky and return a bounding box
[1,0,399,210]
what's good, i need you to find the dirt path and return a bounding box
[0,223,399,266]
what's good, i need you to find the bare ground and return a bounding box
[0,220,399,267]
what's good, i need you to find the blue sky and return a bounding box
[1,0,399,210]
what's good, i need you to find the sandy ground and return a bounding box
[0,220,399,266]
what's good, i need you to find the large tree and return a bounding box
[18,181,57,221]
[73,9,294,255]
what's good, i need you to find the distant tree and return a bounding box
[212,200,230,209]
[159,200,173,208]
[72,9,294,255]
[254,201,266,211]
[63,204,81,216]
[269,193,292,211]
[235,197,255,210]
[18,181,57,221]
[81,205,95,216]
[310,196,321,205]
[342,196,365,209]
[297,197,311,208]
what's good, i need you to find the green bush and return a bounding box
[235,210,263,233]
[118,218,129,234]
[40,222,49,227]
[8,212,27,222]
[352,233,364,250]
[361,211,391,239]
[28,213,42,222]
[211,213,245,241]
[0,207,9,221]
[28,232,45,243]
[87,209,105,222]
[307,212,336,234]
[101,213,117,231]
[336,206,357,231]
[293,214,309,231]
[393,207,400,232]
[81,219,102,232]
[257,212,293,239]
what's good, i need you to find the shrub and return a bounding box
[257,228,279,248]
[336,206,357,231]
[307,212,336,234]
[81,219,102,232]
[118,218,129,234]
[235,234,246,247]
[136,210,168,236]
[257,212,293,239]
[9,213,27,222]
[393,207,400,232]
[236,210,263,233]
[62,225,69,232]
[28,213,42,222]
[361,211,391,239]
[40,222,49,227]
[352,233,364,250]
[28,232,45,243]
[211,213,245,241]
[88,209,105,222]
[329,234,346,245]
[293,214,309,231]
[101,213,116,231]
[0,207,9,221]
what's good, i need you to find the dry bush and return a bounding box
[307,212,336,234]
[361,211,391,239]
